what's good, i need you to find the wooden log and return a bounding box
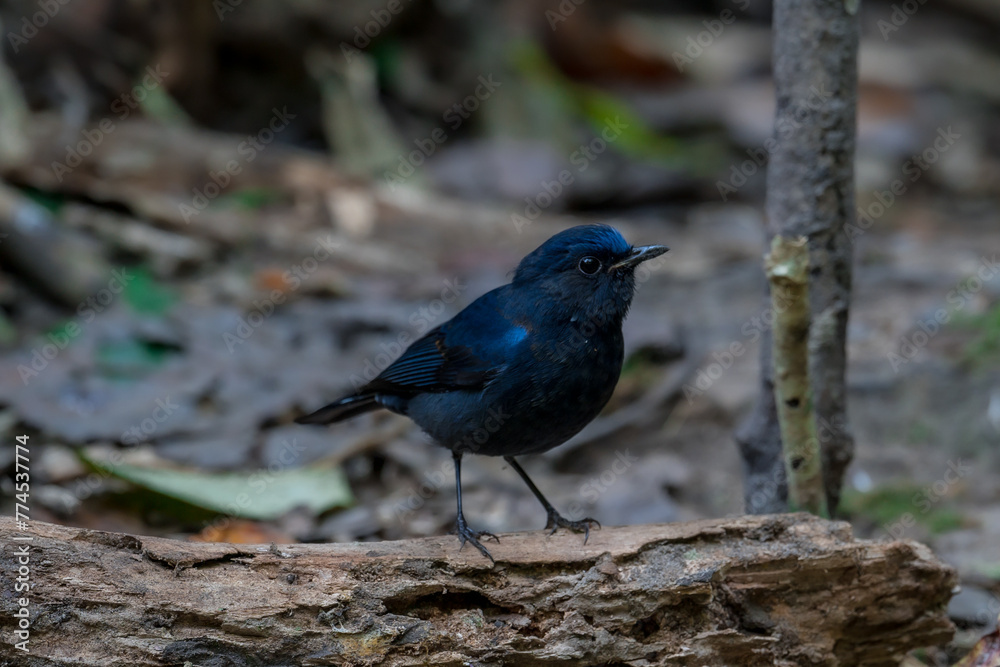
[0,514,955,666]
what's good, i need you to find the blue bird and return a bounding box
[297,224,668,561]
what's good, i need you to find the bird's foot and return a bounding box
[545,511,601,544]
[452,516,500,563]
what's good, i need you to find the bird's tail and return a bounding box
[295,393,380,425]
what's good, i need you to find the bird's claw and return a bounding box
[453,518,499,563]
[545,512,601,544]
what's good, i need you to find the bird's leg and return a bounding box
[504,456,601,543]
[451,451,499,562]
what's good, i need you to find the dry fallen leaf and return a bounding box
[189,519,295,544]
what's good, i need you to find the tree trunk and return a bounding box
[0,514,955,666]
[738,0,858,515]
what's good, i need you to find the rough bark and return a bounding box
[736,319,788,514]
[738,0,858,515]
[0,514,955,666]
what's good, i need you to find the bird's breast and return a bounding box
[526,324,622,367]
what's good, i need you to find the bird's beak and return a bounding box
[609,245,669,271]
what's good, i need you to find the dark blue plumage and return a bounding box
[297,224,668,561]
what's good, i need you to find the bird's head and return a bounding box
[512,224,668,323]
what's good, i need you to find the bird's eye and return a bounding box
[578,256,602,275]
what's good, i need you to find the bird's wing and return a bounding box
[363,287,523,394]
[363,329,494,392]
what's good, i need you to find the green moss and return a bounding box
[842,484,920,526]
[21,187,66,215]
[212,187,286,212]
[841,483,965,535]
[508,40,724,174]
[123,267,176,315]
[956,303,1000,366]
[96,338,180,380]
[906,420,935,445]
[971,562,1000,580]
[924,509,964,534]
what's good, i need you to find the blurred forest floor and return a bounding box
[0,0,999,662]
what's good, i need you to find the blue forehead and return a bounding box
[513,224,632,283]
[540,224,631,255]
